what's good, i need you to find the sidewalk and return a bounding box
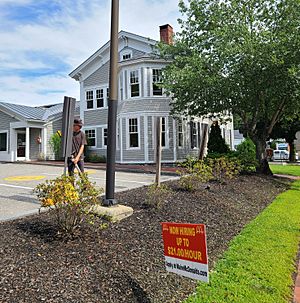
[17,160,179,176]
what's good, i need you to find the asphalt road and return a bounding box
[0,163,177,222]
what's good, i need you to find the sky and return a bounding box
[0,0,181,106]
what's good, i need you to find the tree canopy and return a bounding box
[160,0,300,172]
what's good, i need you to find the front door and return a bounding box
[17,132,26,159]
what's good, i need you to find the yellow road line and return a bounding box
[4,176,46,182]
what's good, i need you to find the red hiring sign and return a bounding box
[162,222,208,282]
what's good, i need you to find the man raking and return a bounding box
[68,119,87,176]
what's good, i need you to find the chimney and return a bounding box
[159,24,173,45]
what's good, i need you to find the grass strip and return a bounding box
[185,180,300,303]
[270,164,300,177]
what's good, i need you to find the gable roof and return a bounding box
[0,101,45,121]
[0,101,80,123]
[69,30,158,80]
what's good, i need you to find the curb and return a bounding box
[294,260,300,303]
[2,161,179,177]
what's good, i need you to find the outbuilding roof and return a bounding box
[0,101,80,122]
[0,101,46,121]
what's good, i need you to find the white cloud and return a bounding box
[0,0,33,5]
[0,0,181,106]
[0,74,79,104]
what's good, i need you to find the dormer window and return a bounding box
[120,49,133,61]
[122,53,131,60]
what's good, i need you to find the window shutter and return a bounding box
[190,121,194,149]
[197,122,201,149]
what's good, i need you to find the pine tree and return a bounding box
[207,121,230,154]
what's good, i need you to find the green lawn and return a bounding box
[270,164,300,177]
[185,180,300,303]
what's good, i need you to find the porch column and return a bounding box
[42,127,47,157]
[10,127,16,162]
[25,127,30,161]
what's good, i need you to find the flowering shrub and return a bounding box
[34,174,103,237]
[145,183,170,209]
[205,157,241,184]
[177,158,213,191]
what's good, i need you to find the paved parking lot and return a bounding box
[0,163,177,222]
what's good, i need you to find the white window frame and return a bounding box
[191,121,199,149]
[151,116,169,150]
[151,68,163,96]
[178,119,184,148]
[128,69,141,98]
[84,129,96,148]
[102,127,108,149]
[126,117,140,150]
[85,86,109,111]
[85,90,94,109]
[120,49,133,61]
[161,117,169,149]
[0,130,8,152]
[96,88,104,108]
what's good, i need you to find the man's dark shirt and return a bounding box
[72,131,87,160]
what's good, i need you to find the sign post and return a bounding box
[61,96,76,175]
[162,222,209,282]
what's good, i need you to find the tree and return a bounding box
[207,121,230,154]
[49,132,61,160]
[270,114,300,162]
[160,0,300,174]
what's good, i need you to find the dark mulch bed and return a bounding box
[0,175,290,303]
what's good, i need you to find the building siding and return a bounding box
[84,109,108,126]
[0,111,18,152]
[30,128,42,160]
[46,123,55,160]
[122,116,145,162]
[119,99,170,114]
[83,61,109,87]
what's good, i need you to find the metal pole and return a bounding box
[104,0,119,206]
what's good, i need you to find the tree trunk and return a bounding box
[288,140,296,162]
[253,137,273,175]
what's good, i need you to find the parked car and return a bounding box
[272,150,289,161]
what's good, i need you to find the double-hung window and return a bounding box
[85,129,96,147]
[191,122,198,149]
[152,69,163,96]
[128,118,139,148]
[0,132,7,151]
[178,119,184,147]
[103,128,108,147]
[96,89,104,108]
[86,90,94,109]
[130,70,139,97]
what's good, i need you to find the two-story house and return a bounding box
[69,25,234,164]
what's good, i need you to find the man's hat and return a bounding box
[74,118,83,128]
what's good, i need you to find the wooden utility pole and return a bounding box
[155,117,162,186]
[199,123,209,160]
